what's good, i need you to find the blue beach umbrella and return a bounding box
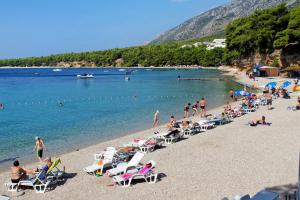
[234,90,251,96]
[281,81,291,88]
[265,82,277,88]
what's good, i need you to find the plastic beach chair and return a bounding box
[18,170,53,193]
[106,152,145,176]
[113,160,157,187]
[83,147,116,175]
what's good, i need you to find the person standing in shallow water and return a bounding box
[34,136,45,163]
[153,110,159,127]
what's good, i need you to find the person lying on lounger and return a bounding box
[207,112,225,120]
[11,160,35,183]
[248,116,271,126]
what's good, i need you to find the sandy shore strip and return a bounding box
[1,72,299,200]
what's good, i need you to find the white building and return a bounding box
[206,39,226,50]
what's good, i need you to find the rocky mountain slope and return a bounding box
[151,0,300,44]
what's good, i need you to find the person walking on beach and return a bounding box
[229,89,235,101]
[200,97,207,118]
[266,91,273,110]
[153,110,159,127]
[34,136,45,162]
[183,103,191,118]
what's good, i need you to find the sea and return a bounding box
[0,67,240,169]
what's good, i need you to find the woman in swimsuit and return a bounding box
[192,101,199,116]
[11,160,34,183]
[183,103,191,118]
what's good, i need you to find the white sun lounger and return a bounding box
[124,137,162,153]
[106,152,145,177]
[153,129,181,144]
[18,170,53,193]
[83,147,116,175]
[113,160,157,187]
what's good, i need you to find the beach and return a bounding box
[1,72,299,199]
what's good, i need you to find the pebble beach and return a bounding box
[1,71,299,200]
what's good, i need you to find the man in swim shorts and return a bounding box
[266,92,272,110]
[34,136,45,162]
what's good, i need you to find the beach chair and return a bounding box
[106,152,144,177]
[153,129,181,144]
[113,160,157,187]
[17,170,53,193]
[197,120,215,131]
[0,195,10,200]
[45,158,65,181]
[124,137,164,153]
[83,147,116,176]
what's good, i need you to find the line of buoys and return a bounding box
[1,94,231,109]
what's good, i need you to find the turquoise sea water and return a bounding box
[0,68,239,169]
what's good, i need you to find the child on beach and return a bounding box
[153,110,159,127]
[34,136,45,162]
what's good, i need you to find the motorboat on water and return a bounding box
[125,76,130,81]
[77,74,94,79]
[53,68,62,72]
[118,69,126,72]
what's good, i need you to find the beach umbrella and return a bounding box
[265,82,277,88]
[282,81,291,88]
[234,90,251,96]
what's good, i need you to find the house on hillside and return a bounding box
[206,39,226,50]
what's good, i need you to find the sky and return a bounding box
[0,0,229,59]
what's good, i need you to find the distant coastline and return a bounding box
[0,65,219,70]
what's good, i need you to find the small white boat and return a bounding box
[104,70,109,73]
[118,69,126,72]
[53,68,62,72]
[77,74,94,79]
[125,76,130,81]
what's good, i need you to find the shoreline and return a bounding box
[0,67,232,172]
[1,69,299,199]
[0,91,236,174]
[0,65,218,69]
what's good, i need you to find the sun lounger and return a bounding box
[0,196,9,200]
[106,152,145,177]
[83,147,116,175]
[113,160,157,187]
[153,129,181,144]
[18,170,53,193]
[250,190,279,200]
[197,120,215,131]
[124,137,164,153]
[46,158,65,182]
